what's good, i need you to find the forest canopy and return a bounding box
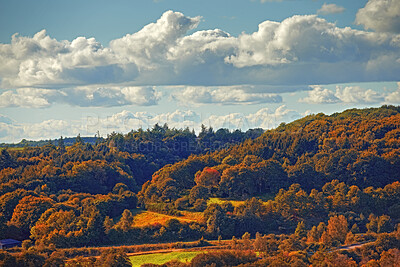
[0,106,399,263]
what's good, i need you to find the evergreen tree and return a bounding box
[295,221,307,238]
[58,136,65,152]
[74,133,83,145]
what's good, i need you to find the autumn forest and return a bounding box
[1,105,400,266]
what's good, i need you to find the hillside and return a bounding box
[0,136,101,148]
[140,105,400,203]
[0,125,262,243]
[1,106,400,267]
[135,105,400,241]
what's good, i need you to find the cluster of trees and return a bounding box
[132,223,400,266]
[0,105,400,266]
[0,125,262,241]
[0,125,263,194]
[140,105,400,203]
[190,179,400,240]
[23,179,399,249]
[2,224,399,266]
[0,136,100,149]
[0,248,131,267]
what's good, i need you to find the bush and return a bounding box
[193,199,208,212]
[175,197,190,210]
[190,250,257,267]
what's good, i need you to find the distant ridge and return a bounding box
[0,136,101,148]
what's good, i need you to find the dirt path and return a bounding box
[336,241,374,251]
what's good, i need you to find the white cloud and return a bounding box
[66,86,161,107]
[110,10,202,70]
[335,86,385,104]
[225,15,399,68]
[385,82,400,103]
[317,3,345,15]
[356,0,400,33]
[172,86,282,105]
[208,105,302,130]
[300,85,386,104]
[0,10,399,92]
[0,106,302,143]
[0,118,74,143]
[0,86,161,108]
[0,88,58,108]
[299,85,340,104]
[121,87,161,106]
[0,30,121,88]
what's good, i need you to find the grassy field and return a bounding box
[208,195,274,207]
[129,251,204,266]
[207,197,245,207]
[132,210,204,227]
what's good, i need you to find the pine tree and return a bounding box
[74,133,83,145]
[58,136,65,152]
[295,221,307,238]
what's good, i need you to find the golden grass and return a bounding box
[129,251,204,267]
[207,197,245,207]
[180,211,204,222]
[132,210,204,227]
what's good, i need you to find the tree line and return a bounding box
[0,105,399,266]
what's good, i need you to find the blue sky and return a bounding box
[0,0,366,44]
[0,0,399,142]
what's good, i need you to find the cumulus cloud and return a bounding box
[110,10,202,70]
[356,0,400,33]
[299,85,340,104]
[91,105,302,134]
[225,15,400,69]
[300,85,386,104]
[0,10,400,92]
[0,118,74,143]
[71,86,161,107]
[0,106,302,143]
[385,82,400,103]
[0,88,56,108]
[207,105,302,130]
[335,86,385,104]
[0,30,124,88]
[172,86,282,105]
[0,86,161,108]
[317,3,345,15]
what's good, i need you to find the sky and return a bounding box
[0,0,399,143]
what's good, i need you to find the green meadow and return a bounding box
[129,251,204,267]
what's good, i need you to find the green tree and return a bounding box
[242,232,251,249]
[189,185,209,204]
[116,210,134,232]
[0,251,17,267]
[43,251,66,267]
[58,136,65,152]
[377,215,392,233]
[295,221,307,238]
[8,195,54,235]
[16,251,46,267]
[0,149,15,170]
[193,199,207,212]
[194,168,221,187]
[320,215,348,245]
[96,249,132,267]
[74,133,83,145]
